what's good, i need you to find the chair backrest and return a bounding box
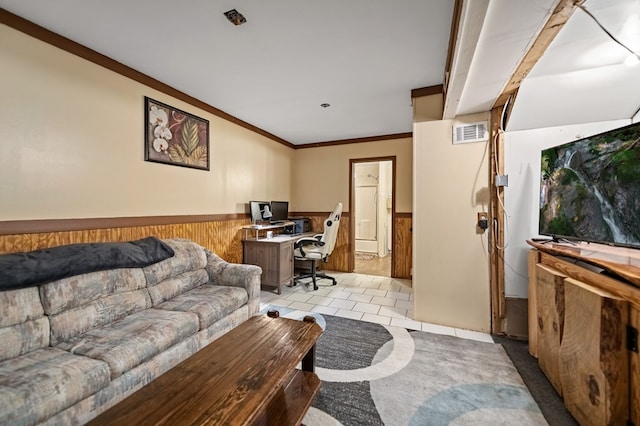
[319,203,342,258]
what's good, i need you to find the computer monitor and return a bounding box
[270,201,289,222]
[249,201,271,223]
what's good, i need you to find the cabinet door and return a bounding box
[536,263,566,396]
[559,278,628,426]
[244,241,278,286]
[279,240,294,284]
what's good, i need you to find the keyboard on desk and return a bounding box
[270,220,286,225]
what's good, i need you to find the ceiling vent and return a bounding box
[453,121,488,144]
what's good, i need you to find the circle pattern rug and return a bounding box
[299,314,547,426]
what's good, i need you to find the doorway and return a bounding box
[350,157,395,277]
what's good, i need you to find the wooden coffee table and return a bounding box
[88,313,322,425]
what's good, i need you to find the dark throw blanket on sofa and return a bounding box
[0,237,175,290]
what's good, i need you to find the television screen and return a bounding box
[539,121,640,248]
[249,201,271,223]
[270,201,289,222]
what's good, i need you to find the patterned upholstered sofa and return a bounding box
[0,238,261,425]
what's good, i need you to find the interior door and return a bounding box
[355,186,377,240]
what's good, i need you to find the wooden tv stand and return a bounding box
[88,314,322,426]
[527,240,640,426]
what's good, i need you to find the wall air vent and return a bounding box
[453,121,488,144]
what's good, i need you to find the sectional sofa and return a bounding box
[0,237,261,425]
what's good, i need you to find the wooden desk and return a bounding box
[88,314,322,426]
[243,232,315,294]
[242,221,296,240]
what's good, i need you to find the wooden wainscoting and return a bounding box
[0,212,412,279]
[394,213,412,280]
[0,216,251,264]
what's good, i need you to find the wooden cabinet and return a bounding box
[243,238,294,294]
[535,264,566,396]
[559,278,628,426]
[528,241,640,426]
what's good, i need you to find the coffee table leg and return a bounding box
[302,344,316,373]
[301,315,317,372]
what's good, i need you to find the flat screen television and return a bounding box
[539,121,640,249]
[270,201,289,222]
[249,201,271,223]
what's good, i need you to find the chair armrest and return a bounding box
[204,249,262,316]
[294,238,325,258]
[295,237,325,248]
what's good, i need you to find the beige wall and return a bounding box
[0,24,293,221]
[413,113,490,332]
[291,138,413,213]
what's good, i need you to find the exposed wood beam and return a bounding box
[489,107,506,334]
[487,0,580,336]
[493,0,582,113]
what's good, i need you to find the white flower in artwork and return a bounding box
[149,105,169,127]
[153,138,169,153]
[153,125,172,140]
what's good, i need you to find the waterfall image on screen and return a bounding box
[539,121,640,248]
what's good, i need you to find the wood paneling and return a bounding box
[394,214,412,279]
[1,212,412,279]
[0,218,250,264]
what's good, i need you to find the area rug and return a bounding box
[258,308,544,426]
[259,306,546,425]
[355,252,378,261]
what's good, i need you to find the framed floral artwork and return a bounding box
[144,97,210,170]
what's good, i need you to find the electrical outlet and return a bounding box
[477,212,488,231]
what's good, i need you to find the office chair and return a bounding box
[293,203,342,290]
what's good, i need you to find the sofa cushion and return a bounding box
[49,289,152,346]
[0,347,110,426]
[143,239,207,286]
[40,268,147,315]
[0,317,50,362]
[154,284,249,329]
[0,287,49,361]
[0,237,174,290]
[147,269,209,306]
[55,309,199,379]
[0,287,44,327]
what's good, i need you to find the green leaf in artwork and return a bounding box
[181,118,200,156]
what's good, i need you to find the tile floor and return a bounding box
[259,270,494,343]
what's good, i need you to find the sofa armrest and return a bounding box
[204,249,262,316]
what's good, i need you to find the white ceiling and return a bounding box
[506,0,640,131]
[0,0,638,144]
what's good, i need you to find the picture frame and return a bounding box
[144,97,210,170]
